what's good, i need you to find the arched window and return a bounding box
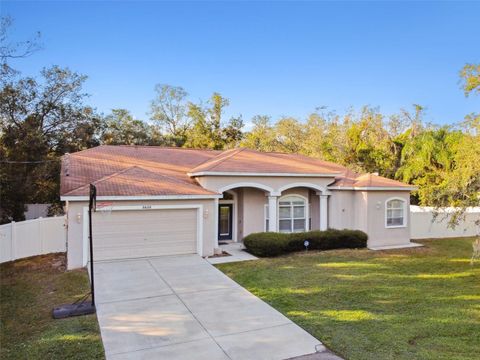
[279,195,307,233]
[385,198,406,228]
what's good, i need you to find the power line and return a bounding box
[0,159,60,164]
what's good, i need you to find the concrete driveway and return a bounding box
[93,255,325,360]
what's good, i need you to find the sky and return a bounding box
[2,1,479,127]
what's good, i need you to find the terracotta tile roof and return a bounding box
[65,166,217,196]
[189,148,346,174]
[61,145,221,197]
[331,171,413,189]
[352,173,413,188]
[61,145,413,197]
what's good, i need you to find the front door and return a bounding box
[218,204,233,240]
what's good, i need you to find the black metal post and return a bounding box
[89,184,96,307]
[52,184,97,318]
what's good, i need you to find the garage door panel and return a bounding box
[94,238,196,251]
[92,208,198,261]
[93,227,196,245]
[94,242,196,260]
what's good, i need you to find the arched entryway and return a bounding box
[210,181,331,247]
[214,184,274,247]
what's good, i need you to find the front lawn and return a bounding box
[217,238,480,360]
[0,253,104,360]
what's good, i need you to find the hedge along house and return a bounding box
[61,145,417,269]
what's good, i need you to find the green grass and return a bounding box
[217,238,480,360]
[0,253,104,360]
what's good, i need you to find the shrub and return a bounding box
[243,232,291,257]
[243,229,368,257]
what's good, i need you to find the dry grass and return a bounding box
[0,253,104,360]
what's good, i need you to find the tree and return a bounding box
[0,66,99,222]
[397,64,480,226]
[303,107,404,177]
[222,115,244,149]
[240,115,278,151]
[0,16,41,77]
[399,126,480,225]
[102,109,157,145]
[397,127,461,203]
[274,117,305,153]
[150,84,189,139]
[184,92,236,150]
[184,102,213,149]
[302,111,349,164]
[460,63,480,97]
[208,92,230,149]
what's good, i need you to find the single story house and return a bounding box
[61,145,416,269]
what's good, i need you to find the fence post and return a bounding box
[39,217,44,254]
[11,221,16,261]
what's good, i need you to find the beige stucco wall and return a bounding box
[362,191,411,247]
[281,187,310,198]
[236,187,319,238]
[242,188,268,237]
[200,175,412,247]
[309,190,320,230]
[318,190,410,247]
[236,189,244,240]
[353,191,368,233]
[329,190,356,230]
[197,175,337,237]
[65,175,412,269]
[328,190,411,247]
[66,198,216,270]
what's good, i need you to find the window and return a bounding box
[278,195,307,233]
[386,198,406,228]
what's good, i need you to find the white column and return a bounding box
[214,198,219,248]
[268,196,278,232]
[320,195,329,231]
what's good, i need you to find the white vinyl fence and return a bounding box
[0,216,66,263]
[410,206,480,239]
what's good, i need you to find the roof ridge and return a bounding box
[62,145,108,157]
[67,145,222,158]
[351,172,411,188]
[92,166,138,184]
[208,148,246,171]
[190,148,245,172]
[186,149,232,170]
[109,145,220,152]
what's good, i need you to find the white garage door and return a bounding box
[92,208,197,261]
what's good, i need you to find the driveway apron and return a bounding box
[94,255,324,360]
